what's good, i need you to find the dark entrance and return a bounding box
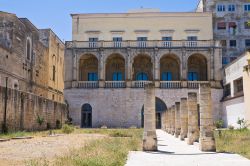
[141,97,167,129]
[81,103,92,128]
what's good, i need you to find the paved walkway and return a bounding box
[126,130,250,166]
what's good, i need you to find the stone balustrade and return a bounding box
[105,81,126,88]
[160,81,182,89]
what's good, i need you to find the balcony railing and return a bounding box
[187,81,209,89]
[72,81,99,88]
[66,40,215,49]
[160,81,182,89]
[105,81,126,88]
[132,81,152,88]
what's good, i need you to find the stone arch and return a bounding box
[133,54,153,81]
[187,54,207,81]
[105,53,125,81]
[79,54,98,81]
[141,97,167,129]
[160,54,180,81]
[81,103,92,128]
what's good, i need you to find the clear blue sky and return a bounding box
[0,0,199,41]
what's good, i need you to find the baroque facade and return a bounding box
[197,0,250,64]
[65,10,223,128]
[0,11,64,103]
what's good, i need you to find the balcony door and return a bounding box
[88,72,98,81]
[112,72,123,81]
[136,72,148,81]
[188,72,198,81]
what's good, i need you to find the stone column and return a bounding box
[175,102,181,138]
[143,83,157,151]
[180,98,188,141]
[187,93,199,145]
[199,83,216,151]
[167,109,170,133]
[171,106,176,135]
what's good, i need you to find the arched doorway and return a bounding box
[141,97,167,129]
[187,54,207,81]
[81,103,92,128]
[105,54,125,81]
[133,54,153,81]
[160,54,180,81]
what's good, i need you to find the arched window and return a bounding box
[26,39,31,60]
[136,72,148,81]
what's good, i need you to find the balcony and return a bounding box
[66,40,215,49]
[160,81,182,89]
[187,81,209,89]
[132,81,153,88]
[72,81,99,88]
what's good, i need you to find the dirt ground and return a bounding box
[0,134,105,166]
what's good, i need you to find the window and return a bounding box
[246,39,250,47]
[221,40,227,47]
[188,72,198,81]
[245,22,250,29]
[26,39,31,60]
[217,4,225,12]
[187,36,197,47]
[136,72,148,81]
[112,72,122,81]
[162,37,172,47]
[137,37,147,47]
[229,40,237,47]
[88,72,98,81]
[217,22,226,30]
[162,72,172,81]
[89,38,98,48]
[244,4,250,11]
[113,37,122,47]
[228,4,235,12]
[224,84,231,97]
[222,57,228,65]
[52,65,56,81]
[229,22,237,35]
[234,78,243,95]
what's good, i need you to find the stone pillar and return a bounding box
[180,98,188,141]
[175,102,181,138]
[166,109,170,133]
[199,83,216,151]
[187,93,199,145]
[171,106,176,135]
[143,83,157,151]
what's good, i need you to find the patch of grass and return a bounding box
[25,129,142,166]
[0,130,61,139]
[215,129,250,159]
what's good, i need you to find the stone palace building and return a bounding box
[65,9,223,128]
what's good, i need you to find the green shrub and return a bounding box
[36,115,44,126]
[61,124,74,134]
[228,125,234,130]
[237,118,249,130]
[215,119,224,129]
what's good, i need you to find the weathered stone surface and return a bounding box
[187,92,199,145]
[199,83,216,152]
[175,102,181,138]
[180,98,188,140]
[143,83,157,151]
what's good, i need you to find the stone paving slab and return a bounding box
[125,130,250,166]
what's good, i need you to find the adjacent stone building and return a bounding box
[65,9,223,128]
[0,11,65,103]
[197,0,250,64]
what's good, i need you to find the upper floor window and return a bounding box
[228,4,235,12]
[88,72,98,81]
[136,72,148,81]
[217,22,226,30]
[245,22,250,29]
[244,4,250,11]
[222,57,228,65]
[162,72,172,81]
[137,37,147,48]
[187,36,197,41]
[52,65,56,81]
[221,40,227,47]
[245,39,250,47]
[113,37,122,47]
[162,37,172,47]
[188,72,198,81]
[229,40,237,47]
[89,38,98,48]
[162,37,172,41]
[234,78,243,95]
[224,84,231,97]
[26,39,32,60]
[217,4,225,12]
[137,37,147,41]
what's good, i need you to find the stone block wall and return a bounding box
[0,86,67,132]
